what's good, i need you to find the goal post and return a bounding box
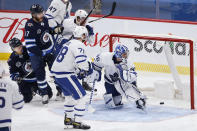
[109,34,195,109]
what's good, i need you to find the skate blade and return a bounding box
[64,125,73,129]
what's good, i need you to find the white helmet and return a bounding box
[62,0,69,4]
[0,65,5,78]
[75,9,88,25]
[73,26,88,40]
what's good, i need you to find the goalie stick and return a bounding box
[88,2,117,23]
[87,80,96,113]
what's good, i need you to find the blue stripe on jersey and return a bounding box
[13,99,24,106]
[51,71,74,75]
[74,114,83,117]
[74,108,85,111]
[25,39,35,42]
[64,105,74,107]
[76,59,86,64]
[75,55,87,59]
[45,14,54,19]
[64,110,74,112]
[0,119,11,124]
[0,89,6,92]
[15,106,23,110]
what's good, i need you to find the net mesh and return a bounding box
[110,34,197,109]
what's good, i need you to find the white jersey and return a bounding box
[0,78,24,127]
[93,52,119,83]
[62,18,77,39]
[61,18,95,43]
[45,0,72,27]
[93,52,135,83]
[51,39,89,78]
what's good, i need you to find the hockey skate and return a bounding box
[64,115,73,129]
[55,91,65,101]
[73,121,91,130]
[42,95,49,104]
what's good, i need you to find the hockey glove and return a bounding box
[86,25,94,36]
[13,75,23,83]
[50,25,64,35]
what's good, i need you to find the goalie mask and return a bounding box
[73,26,88,42]
[75,9,88,25]
[114,44,129,62]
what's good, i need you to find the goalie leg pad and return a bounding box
[103,93,116,108]
[114,79,142,101]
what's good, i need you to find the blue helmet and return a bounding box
[114,44,129,59]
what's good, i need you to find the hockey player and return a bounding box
[87,44,146,110]
[0,66,24,131]
[45,0,72,28]
[7,38,42,103]
[51,26,91,129]
[54,9,95,56]
[24,4,64,104]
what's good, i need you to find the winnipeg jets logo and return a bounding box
[23,61,33,73]
[42,32,50,43]
[16,61,22,67]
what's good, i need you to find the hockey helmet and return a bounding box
[73,26,88,40]
[9,38,22,49]
[30,4,44,14]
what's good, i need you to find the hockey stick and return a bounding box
[22,70,34,80]
[88,2,117,23]
[80,5,96,26]
[87,80,96,113]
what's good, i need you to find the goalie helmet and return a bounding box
[75,9,88,25]
[114,44,129,59]
[73,26,88,40]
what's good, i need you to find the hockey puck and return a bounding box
[160,102,164,105]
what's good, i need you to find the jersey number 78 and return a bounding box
[56,46,68,63]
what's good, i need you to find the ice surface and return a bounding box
[0,62,196,131]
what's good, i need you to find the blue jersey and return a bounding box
[24,17,54,57]
[7,46,36,82]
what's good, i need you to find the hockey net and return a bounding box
[109,34,197,110]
